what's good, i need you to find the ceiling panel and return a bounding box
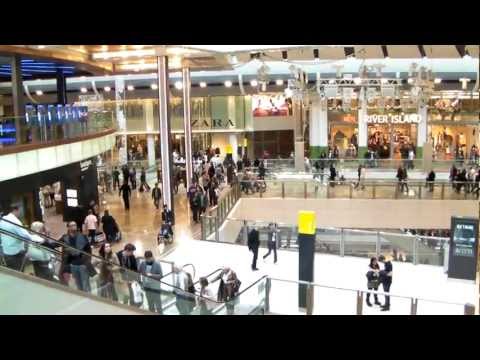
[388,45,421,58]
[354,45,383,58]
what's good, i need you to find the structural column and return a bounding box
[228,134,239,162]
[182,67,193,190]
[157,54,175,219]
[11,55,24,144]
[309,97,328,158]
[56,70,67,105]
[357,90,368,158]
[115,77,128,165]
[417,103,428,159]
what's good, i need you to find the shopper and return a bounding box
[329,163,337,187]
[408,147,415,170]
[467,167,476,193]
[365,257,381,307]
[449,164,458,188]
[159,220,174,244]
[248,227,260,271]
[173,264,195,315]
[139,167,149,192]
[456,168,467,193]
[28,221,54,281]
[112,167,120,190]
[119,181,132,210]
[84,209,98,246]
[62,221,92,293]
[101,210,119,243]
[116,243,139,306]
[97,242,120,302]
[197,277,216,315]
[378,255,393,311]
[211,266,240,314]
[152,183,162,209]
[162,204,174,224]
[139,251,163,314]
[0,205,30,271]
[396,165,409,194]
[129,167,137,190]
[473,170,480,199]
[263,223,279,264]
[426,170,436,192]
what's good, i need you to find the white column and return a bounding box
[115,77,127,165]
[156,55,174,216]
[310,98,328,150]
[417,104,428,148]
[358,92,368,149]
[182,67,193,189]
[229,133,239,162]
[147,134,156,167]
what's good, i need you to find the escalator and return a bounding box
[0,217,267,315]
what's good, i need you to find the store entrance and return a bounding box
[39,182,64,237]
[368,123,417,159]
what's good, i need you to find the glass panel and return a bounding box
[374,183,397,199]
[326,182,351,199]
[269,279,306,315]
[221,277,267,315]
[316,228,341,255]
[344,229,377,259]
[313,286,357,315]
[416,299,464,315]
[284,181,304,198]
[416,236,448,266]
[379,232,414,263]
[351,182,374,199]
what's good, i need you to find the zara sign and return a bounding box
[364,114,421,124]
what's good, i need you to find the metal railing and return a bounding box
[236,179,479,200]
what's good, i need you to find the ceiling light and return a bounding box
[104,86,111,92]
[250,79,258,87]
[224,80,232,88]
[35,90,43,95]
[127,85,134,91]
[434,78,442,84]
[199,81,207,88]
[101,45,108,51]
[276,79,284,86]
[174,81,183,90]
[151,83,158,90]
[80,87,88,93]
[92,49,156,60]
[37,45,46,49]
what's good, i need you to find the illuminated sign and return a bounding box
[364,114,421,124]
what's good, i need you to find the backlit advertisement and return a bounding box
[448,217,479,281]
[252,94,292,117]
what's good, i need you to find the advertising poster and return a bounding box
[448,217,479,281]
[252,94,292,117]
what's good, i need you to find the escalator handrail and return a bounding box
[193,267,223,286]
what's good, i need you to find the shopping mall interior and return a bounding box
[0,44,479,316]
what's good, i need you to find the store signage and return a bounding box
[80,159,92,172]
[448,217,478,281]
[363,114,421,124]
[191,118,235,129]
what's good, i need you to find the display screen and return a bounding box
[252,94,292,117]
[0,119,17,145]
[66,189,78,198]
[453,223,476,257]
[67,198,78,207]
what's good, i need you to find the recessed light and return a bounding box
[37,45,45,49]
[434,78,442,84]
[104,86,111,92]
[224,80,232,88]
[250,79,258,87]
[151,83,158,90]
[276,79,284,86]
[199,81,207,88]
[80,87,88,93]
[35,90,43,95]
[127,85,134,91]
[174,81,183,90]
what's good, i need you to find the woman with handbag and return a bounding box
[211,267,240,315]
[95,243,120,302]
[365,257,381,307]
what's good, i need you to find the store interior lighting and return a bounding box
[224,80,233,88]
[250,79,258,87]
[199,81,207,88]
[80,87,88,93]
[434,78,442,84]
[35,90,43,95]
[104,86,111,92]
[127,85,134,91]
[174,81,183,90]
[151,83,158,90]
[275,79,284,86]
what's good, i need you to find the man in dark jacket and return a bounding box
[426,170,436,192]
[248,228,260,271]
[112,167,120,190]
[378,255,393,311]
[119,181,132,210]
[116,243,138,306]
[101,210,118,243]
[62,221,92,292]
[152,183,162,209]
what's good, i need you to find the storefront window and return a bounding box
[328,111,358,158]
